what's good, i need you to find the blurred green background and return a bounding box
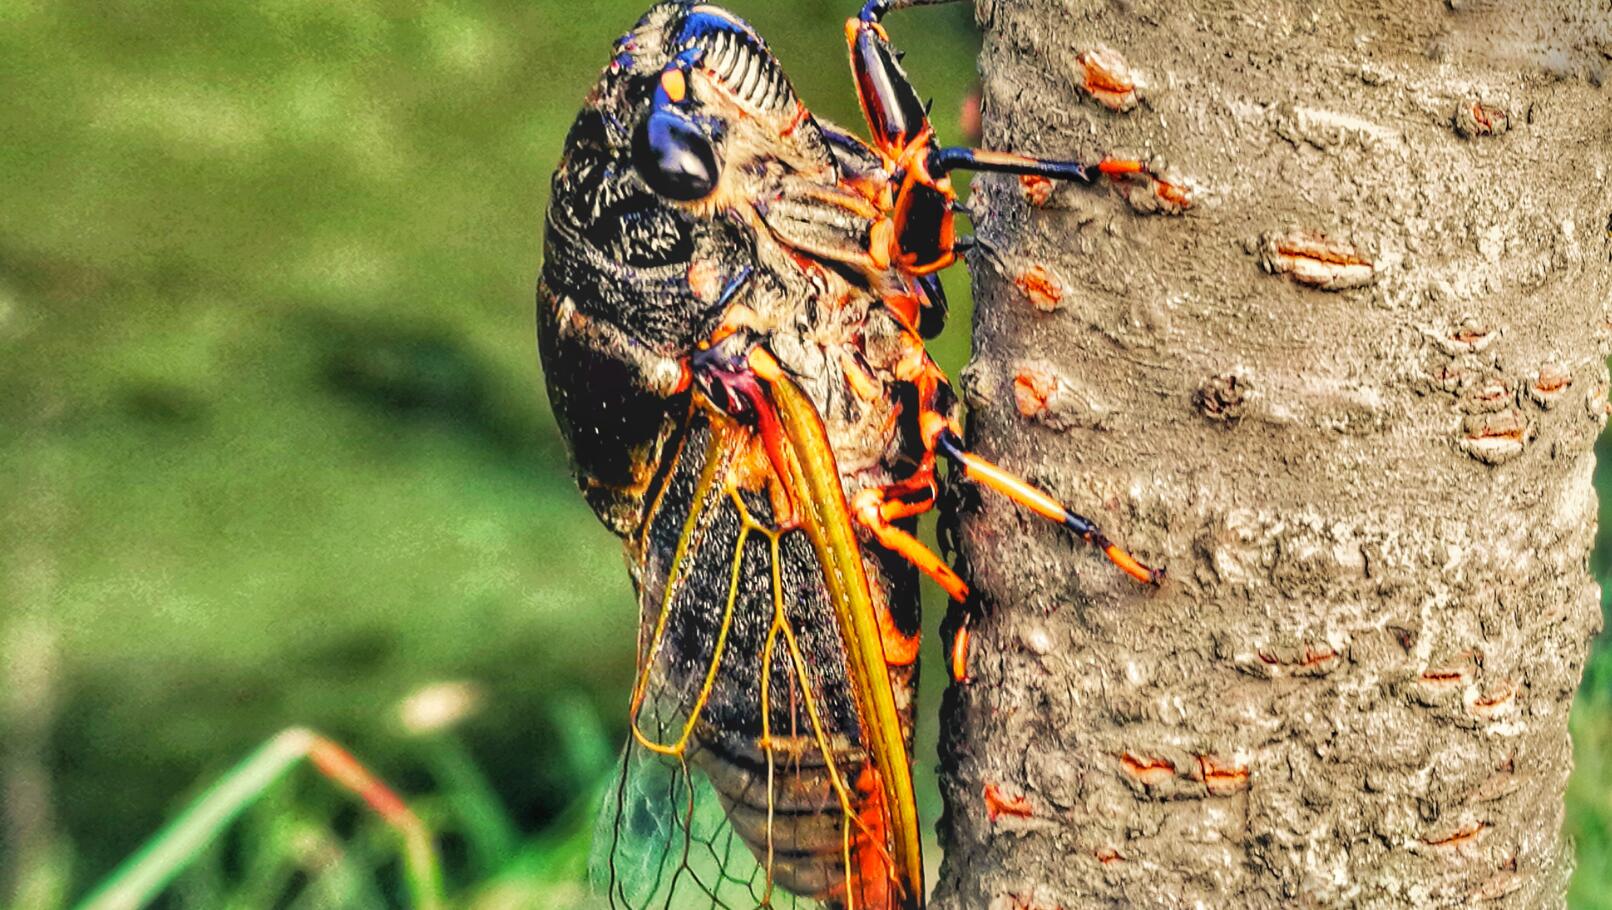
[0,1,1607,908]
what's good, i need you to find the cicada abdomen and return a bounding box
[593,391,924,910]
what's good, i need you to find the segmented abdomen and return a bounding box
[699,731,889,908]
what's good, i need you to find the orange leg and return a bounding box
[927,429,1164,586]
[920,411,1163,683]
[852,487,969,603]
[852,482,984,682]
[949,610,974,684]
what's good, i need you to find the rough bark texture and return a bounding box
[936,2,1612,907]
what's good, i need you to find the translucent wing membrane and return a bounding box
[592,411,915,910]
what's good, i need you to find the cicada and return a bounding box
[537,3,1179,908]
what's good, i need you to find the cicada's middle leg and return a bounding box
[847,350,1163,682]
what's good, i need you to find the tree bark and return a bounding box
[935,2,1612,907]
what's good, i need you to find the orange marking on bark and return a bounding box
[1257,646,1336,669]
[1015,265,1065,312]
[983,782,1034,821]
[1154,180,1192,208]
[1261,230,1375,290]
[1420,668,1467,684]
[1195,755,1250,796]
[1095,847,1124,864]
[1425,821,1488,848]
[1075,45,1137,112]
[1303,646,1338,667]
[1013,365,1058,418]
[1457,101,1510,138]
[1531,365,1572,409]
[1470,680,1518,719]
[1019,173,1054,206]
[1534,363,1571,395]
[1275,239,1370,267]
[1119,753,1175,785]
[1081,53,1133,93]
[1467,378,1511,408]
[1465,411,1530,444]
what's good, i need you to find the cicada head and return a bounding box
[543,1,846,368]
[540,3,833,535]
[543,25,728,356]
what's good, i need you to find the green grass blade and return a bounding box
[72,727,443,910]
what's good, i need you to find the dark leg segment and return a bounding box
[930,147,1192,208]
[931,147,1104,184]
[860,0,962,22]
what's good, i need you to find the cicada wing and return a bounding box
[591,407,918,910]
[591,739,784,909]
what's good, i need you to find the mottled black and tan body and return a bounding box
[539,3,937,908]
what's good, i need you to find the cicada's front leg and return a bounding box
[928,147,1192,211]
[846,0,1191,234]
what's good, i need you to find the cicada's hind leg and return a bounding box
[851,482,968,604]
[922,422,1165,682]
[850,478,985,685]
[928,427,1164,587]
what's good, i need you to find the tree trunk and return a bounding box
[935,2,1612,907]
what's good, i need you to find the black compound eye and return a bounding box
[631,109,719,201]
